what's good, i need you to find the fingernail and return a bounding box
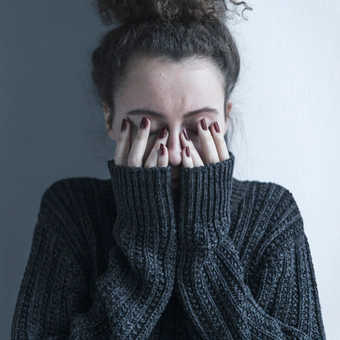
[214,121,220,133]
[121,118,127,131]
[183,128,190,141]
[140,117,148,129]
[185,146,191,157]
[200,118,207,131]
[160,143,165,156]
[158,127,167,139]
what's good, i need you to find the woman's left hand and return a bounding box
[180,118,230,168]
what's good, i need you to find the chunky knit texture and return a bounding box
[12,152,325,339]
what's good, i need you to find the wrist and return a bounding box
[178,152,235,251]
[108,161,176,274]
[108,161,174,224]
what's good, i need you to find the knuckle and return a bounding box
[128,155,139,167]
[152,145,159,153]
[215,133,226,142]
[135,132,146,141]
[114,151,122,162]
[201,134,213,143]
[144,160,155,168]
[118,134,126,143]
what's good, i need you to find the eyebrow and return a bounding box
[126,107,219,119]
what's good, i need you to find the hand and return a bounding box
[114,117,169,167]
[180,118,230,168]
[114,116,229,168]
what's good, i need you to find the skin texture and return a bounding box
[103,57,231,188]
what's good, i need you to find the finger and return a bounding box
[157,143,169,167]
[144,127,169,168]
[128,117,150,167]
[182,146,194,168]
[197,118,219,164]
[210,121,230,161]
[114,118,131,166]
[180,129,204,167]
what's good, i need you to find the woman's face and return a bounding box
[104,56,231,171]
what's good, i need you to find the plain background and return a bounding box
[1,0,339,338]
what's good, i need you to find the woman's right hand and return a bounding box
[114,117,169,168]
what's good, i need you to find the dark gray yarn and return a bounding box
[12,152,325,339]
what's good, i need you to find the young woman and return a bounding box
[12,0,325,339]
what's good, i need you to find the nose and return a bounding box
[167,131,182,167]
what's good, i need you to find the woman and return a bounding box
[12,0,325,339]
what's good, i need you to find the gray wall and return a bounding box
[1,1,111,337]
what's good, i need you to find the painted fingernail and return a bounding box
[200,118,207,131]
[160,143,165,156]
[121,118,127,131]
[140,117,148,129]
[185,146,191,157]
[158,127,167,139]
[183,128,191,141]
[214,121,220,133]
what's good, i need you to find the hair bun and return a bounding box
[95,0,251,25]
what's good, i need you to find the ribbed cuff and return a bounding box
[107,161,177,272]
[178,152,235,251]
[105,162,177,338]
[108,161,174,226]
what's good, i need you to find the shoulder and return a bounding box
[39,176,114,218]
[41,176,112,199]
[232,177,301,222]
[37,177,116,273]
[37,177,116,245]
[230,178,304,253]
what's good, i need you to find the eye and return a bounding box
[187,129,198,136]
[187,122,214,137]
[128,120,159,138]
[148,130,159,138]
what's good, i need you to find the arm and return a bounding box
[12,181,108,340]
[175,156,325,339]
[12,165,176,339]
[105,163,176,338]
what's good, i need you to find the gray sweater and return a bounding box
[12,152,325,339]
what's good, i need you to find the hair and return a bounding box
[91,0,252,146]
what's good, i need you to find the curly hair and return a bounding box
[95,0,252,24]
[91,0,252,128]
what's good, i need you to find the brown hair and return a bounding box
[91,0,251,130]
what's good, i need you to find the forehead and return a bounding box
[115,57,225,116]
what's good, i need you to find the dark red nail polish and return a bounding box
[121,118,127,131]
[214,121,220,133]
[185,146,191,157]
[183,129,191,141]
[160,143,165,156]
[200,118,207,131]
[158,127,167,139]
[140,117,148,129]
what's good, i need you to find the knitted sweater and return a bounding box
[12,152,325,339]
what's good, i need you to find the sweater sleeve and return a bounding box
[12,164,176,339]
[105,163,177,338]
[175,152,326,339]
